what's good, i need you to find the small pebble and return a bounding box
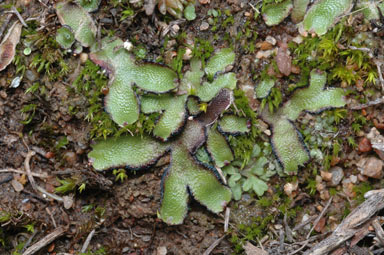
[284,182,298,197]
[349,175,358,184]
[329,166,344,186]
[0,90,7,99]
[256,49,274,59]
[199,0,210,4]
[64,151,77,166]
[263,129,271,136]
[265,35,277,45]
[292,35,303,44]
[80,53,88,64]
[358,157,383,179]
[11,179,24,192]
[274,224,283,230]
[171,24,180,34]
[357,173,368,182]
[200,21,209,31]
[25,70,37,82]
[257,41,273,51]
[320,171,332,182]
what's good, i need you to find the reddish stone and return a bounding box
[358,137,372,152]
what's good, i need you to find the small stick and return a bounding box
[24,150,65,203]
[203,234,227,255]
[12,6,28,27]
[0,168,48,178]
[4,7,28,27]
[288,240,310,255]
[224,207,230,232]
[24,151,38,192]
[293,215,318,231]
[21,231,37,253]
[81,229,96,253]
[22,226,67,255]
[349,97,384,110]
[45,207,57,228]
[306,197,333,239]
[375,60,384,92]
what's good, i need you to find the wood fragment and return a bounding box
[350,219,374,247]
[372,218,384,246]
[304,189,384,255]
[22,226,67,255]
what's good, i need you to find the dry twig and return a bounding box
[349,96,384,110]
[22,226,67,255]
[0,168,48,178]
[203,234,227,255]
[81,229,96,253]
[306,197,333,239]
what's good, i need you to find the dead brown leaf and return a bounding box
[0,21,22,71]
[275,42,291,76]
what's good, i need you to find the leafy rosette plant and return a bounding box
[89,89,249,225]
[55,1,247,224]
[261,70,346,172]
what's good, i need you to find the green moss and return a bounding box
[290,23,377,87]
[353,182,373,204]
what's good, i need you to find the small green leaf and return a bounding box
[56,1,97,47]
[251,144,261,157]
[262,0,293,26]
[228,173,241,187]
[56,26,75,49]
[231,183,242,200]
[89,135,169,170]
[206,128,234,167]
[255,78,275,99]
[184,4,196,21]
[301,0,353,36]
[76,0,101,12]
[251,177,269,196]
[205,48,235,78]
[218,115,249,134]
